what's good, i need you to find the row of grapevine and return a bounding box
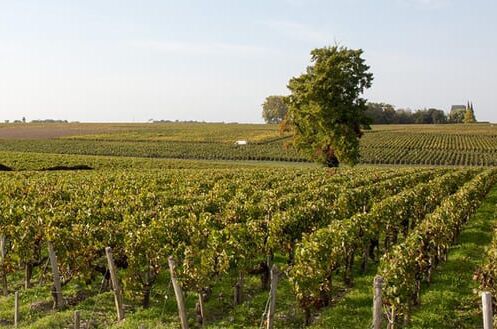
[363,132,497,152]
[287,169,476,321]
[267,169,441,261]
[471,204,497,307]
[3,133,497,166]
[379,169,497,326]
[361,147,497,166]
[0,168,420,313]
[0,139,307,163]
[1,166,495,327]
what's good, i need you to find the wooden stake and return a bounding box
[74,310,80,329]
[14,291,19,328]
[47,242,64,309]
[234,273,243,306]
[482,291,493,329]
[266,265,280,329]
[198,292,205,328]
[168,256,189,329]
[0,235,7,296]
[105,247,124,321]
[373,275,384,329]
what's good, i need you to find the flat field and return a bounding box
[1,122,497,166]
[1,122,497,328]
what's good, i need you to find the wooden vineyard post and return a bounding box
[73,310,80,329]
[47,242,64,309]
[168,256,189,329]
[0,235,7,296]
[105,247,124,321]
[14,291,19,328]
[373,275,384,329]
[198,292,205,328]
[482,291,493,329]
[266,265,280,329]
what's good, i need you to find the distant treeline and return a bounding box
[4,119,78,124]
[365,103,469,124]
[30,119,71,123]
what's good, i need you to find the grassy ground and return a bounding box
[406,185,497,328]
[308,265,378,329]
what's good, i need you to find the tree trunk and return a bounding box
[99,270,111,293]
[287,240,296,265]
[319,274,332,307]
[262,253,273,291]
[142,269,153,308]
[304,307,312,326]
[360,246,369,274]
[196,292,205,327]
[369,238,379,262]
[326,154,340,167]
[233,272,243,306]
[0,235,7,296]
[343,252,355,287]
[387,306,396,329]
[25,262,33,289]
[142,283,151,308]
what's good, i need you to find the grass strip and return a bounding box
[406,184,497,328]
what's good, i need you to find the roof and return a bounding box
[451,105,466,111]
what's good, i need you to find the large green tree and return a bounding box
[261,95,288,124]
[286,45,373,167]
[449,108,466,123]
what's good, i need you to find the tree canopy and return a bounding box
[286,45,373,167]
[261,95,288,124]
[449,108,466,123]
[464,102,477,123]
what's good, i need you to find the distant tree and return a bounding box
[286,45,373,167]
[365,103,396,124]
[449,108,466,123]
[396,109,414,124]
[262,95,288,124]
[365,104,448,124]
[428,108,447,124]
[22,117,26,123]
[413,110,431,124]
[464,102,477,123]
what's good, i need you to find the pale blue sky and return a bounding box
[0,0,496,123]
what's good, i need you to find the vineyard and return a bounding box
[2,123,497,166]
[0,164,496,328]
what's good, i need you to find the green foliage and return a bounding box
[464,107,477,123]
[379,169,497,325]
[3,122,497,167]
[366,104,447,124]
[365,103,397,124]
[0,166,430,327]
[262,95,288,124]
[449,108,466,123]
[288,169,475,314]
[286,45,373,167]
